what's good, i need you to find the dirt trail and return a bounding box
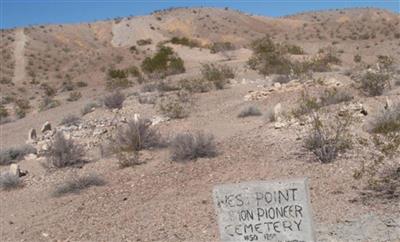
[12,29,27,85]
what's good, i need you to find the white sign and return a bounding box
[213,178,315,242]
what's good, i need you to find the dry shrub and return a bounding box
[360,72,390,96]
[368,103,400,135]
[170,131,217,161]
[179,78,212,93]
[59,114,81,127]
[81,102,100,115]
[238,106,262,118]
[67,91,82,102]
[111,118,164,167]
[158,94,190,119]
[44,132,84,168]
[0,145,36,165]
[114,119,163,151]
[319,88,353,106]
[201,63,234,89]
[0,172,22,190]
[39,97,60,111]
[52,173,105,197]
[103,91,125,109]
[304,111,353,163]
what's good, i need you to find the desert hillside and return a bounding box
[0,7,399,242]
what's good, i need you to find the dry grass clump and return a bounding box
[67,91,82,102]
[170,131,217,161]
[0,145,36,165]
[238,106,262,118]
[360,71,390,96]
[103,91,125,109]
[319,88,353,106]
[158,93,190,119]
[0,172,22,191]
[39,97,61,112]
[368,103,400,135]
[110,118,164,168]
[44,132,84,168]
[114,119,163,151]
[304,111,353,163]
[356,103,400,202]
[179,78,212,93]
[201,64,234,89]
[52,173,105,197]
[59,114,81,127]
[81,102,100,115]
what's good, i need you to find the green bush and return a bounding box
[249,37,340,75]
[0,105,8,120]
[170,37,201,48]
[141,46,185,77]
[248,36,292,75]
[108,69,127,79]
[106,78,132,90]
[285,44,304,55]
[137,38,152,46]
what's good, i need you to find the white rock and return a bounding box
[9,164,20,177]
[24,153,37,160]
[273,103,283,121]
[274,121,286,129]
[28,128,37,141]
[273,82,282,89]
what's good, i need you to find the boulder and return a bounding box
[41,121,51,133]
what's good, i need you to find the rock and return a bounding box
[9,164,20,177]
[151,116,169,125]
[273,103,283,121]
[28,128,37,141]
[273,82,282,89]
[41,121,51,133]
[274,121,286,129]
[93,128,107,136]
[24,153,37,160]
[384,97,392,110]
[133,113,140,123]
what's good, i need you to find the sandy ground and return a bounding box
[12,29,26,86]
[1,77,399,241]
